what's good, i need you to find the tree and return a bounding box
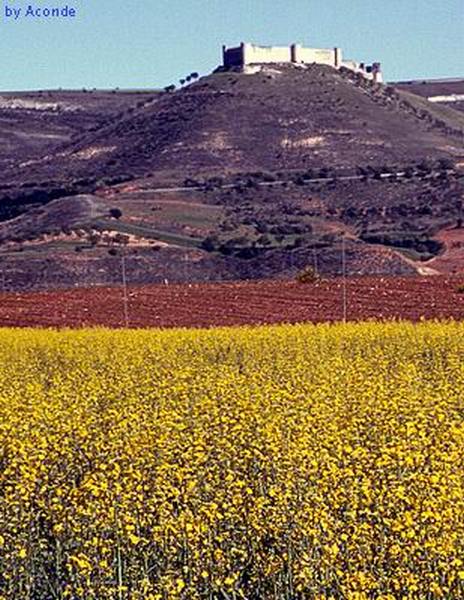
[257,234,272,246]
[417,159,432,175]
[438,157,454,171]
[109,208,123,219]
[190,72,199,80]
[404,166,414,179]
[88,233,101,247]
[179,79,186,86]
[114,233,130,246]
[201,236,218,252]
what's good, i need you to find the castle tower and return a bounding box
[372,62,383,83]
[290,43,301,63]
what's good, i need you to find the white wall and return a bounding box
[243,44,337,67]
[296,47,336,66]
[243,44,292,64]
[341,60,359,71]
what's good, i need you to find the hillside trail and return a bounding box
[389,248,440,275]
[80,195,108,219]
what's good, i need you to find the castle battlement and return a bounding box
[222,42,383,83]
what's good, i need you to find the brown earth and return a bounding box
[0,276,463,329]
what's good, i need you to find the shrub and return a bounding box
[438,157,454,171]
[88,233,101,246]
[114,233,130,246]
[404,167,415,179]
[296,266,318,284]
[201,236,218,252]
[109,208,123,220]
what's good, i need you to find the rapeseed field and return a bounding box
[0,322,463,599]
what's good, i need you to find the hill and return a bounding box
[0,65,463,289]
[4,64,464,187]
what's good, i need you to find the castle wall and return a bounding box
[341,59,360,71]
[294,46,336,66]
[242,44,292,65]
[240,44,337,66]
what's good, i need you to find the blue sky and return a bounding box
[1,0,463,90]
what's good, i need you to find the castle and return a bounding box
[222,42,383,83]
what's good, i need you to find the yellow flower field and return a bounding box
[0,322,463,599]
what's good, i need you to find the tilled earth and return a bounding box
[0,276,463,329]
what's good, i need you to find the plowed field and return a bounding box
[0,276,463,328]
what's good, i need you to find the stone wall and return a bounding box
[242,44,293,65]
[293,45,337,66]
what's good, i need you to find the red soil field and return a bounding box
[0,276,463,329]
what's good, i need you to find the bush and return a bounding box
[296,266,318,284]
[109,208,123,219]
[201,236,218,252]
[438,157,454,171]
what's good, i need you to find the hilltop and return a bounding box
[0,64,463,290]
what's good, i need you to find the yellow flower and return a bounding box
[1,322,463,597]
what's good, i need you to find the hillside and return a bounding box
[0,89,159,173]
[4,64,464,187]
[0,64,463,290]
